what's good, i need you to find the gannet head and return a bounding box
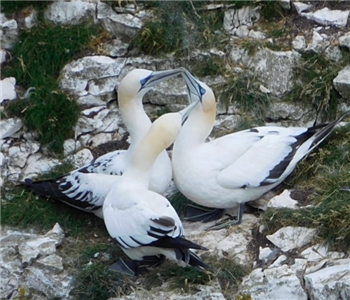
[118,68,184,101]
[148,101,200,149]
[181,68,216,113]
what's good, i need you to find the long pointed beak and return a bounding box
[179,100,200,125]
[139,68,184,91]
[180,68,206,104]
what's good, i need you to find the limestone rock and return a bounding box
[63,138,81,156]
[301,7,350,28]
[76,94,107,107]
[267,189,298,209]
[35,254,64,274]
[0,265,21,299]
[112,281,224,300]
[24,267,73,299]
[247,48,301,96]
[0,48,7,64]
[8,144,35,169]
[0,118,23,139]
[183,214,257,265]
[75,106,121,137]
[266,226,317,252]
[0,77,17,103]
[102,39,129,57]
[339,32,350,50]
[19,236,59,267]
[224,7,260,36]
[59,56,126,96]
[81,132,113,148]
[324,45,342,62]
[292,35,306,52]
[279,0,291,11]
[67,148,94,169]
[239,265,307,300]
[305,30,330,54]
[22,153,60,180]
[44,0,96,25]
[97,2,143,40]
[304,263,350,300]
[0,13,19,49]
[88,77,118,97]
[293,2,313,15]
[333,65,350,100]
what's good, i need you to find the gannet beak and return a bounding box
[179,100,200,125]
[181,68,206,104]
[139,69,184,91]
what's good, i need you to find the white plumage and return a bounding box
[23,68,185,218]
[103,102,209,275]
[172,70,350,229]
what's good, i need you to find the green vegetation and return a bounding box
[0,1,50,16]
[290,52,350,121]
[3,22,101,153]
[239,38,290,56]
[129,1,227,57]
[142,255,250,297]
[1,186,106,237]
[262,124,350,252]
[1,161,104,237]
[0,110,7,120]
[259,0,287,21]
[221,73,272,124]
[71,244,131,299]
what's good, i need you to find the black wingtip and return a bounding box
[189,251,211,270]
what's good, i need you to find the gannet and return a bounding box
[103,101,209,276]
[23,68,185,218]
[172,70,350,230]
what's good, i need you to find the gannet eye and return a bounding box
[140,78,148,86]
[200,87,206,95]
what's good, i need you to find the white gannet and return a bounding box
[23,68,186,218]
[172,70,350,230]
[103,101,209,276]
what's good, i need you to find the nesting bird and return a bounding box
[103,101,209,276]
[23,68,185,218]
[172,69,350,230]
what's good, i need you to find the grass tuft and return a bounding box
[72,262,132,300]
[0,1,50,15]
[226,0,283,20]
[4,22,101,153]
[220,73,272,124]
[290,52,350,121]
[71,243,132,300]
[129,1,226,56]
[142,255,250,297]
[262,123,350,252]
[1,186,106,237]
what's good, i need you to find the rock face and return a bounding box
[0,224,73,299]
[0,77,17,103]
[1,1,350,299]
[333,65,350,100]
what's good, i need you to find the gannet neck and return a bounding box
[118,92,152,150]
[175,85,216,148]
[125,113,182,185]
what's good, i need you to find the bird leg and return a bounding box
[110,255,166,276]
[110,258,137,276]
[205,203,245,231]
[184,204,225,222]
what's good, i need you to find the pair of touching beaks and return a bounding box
[139,67,206,123]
